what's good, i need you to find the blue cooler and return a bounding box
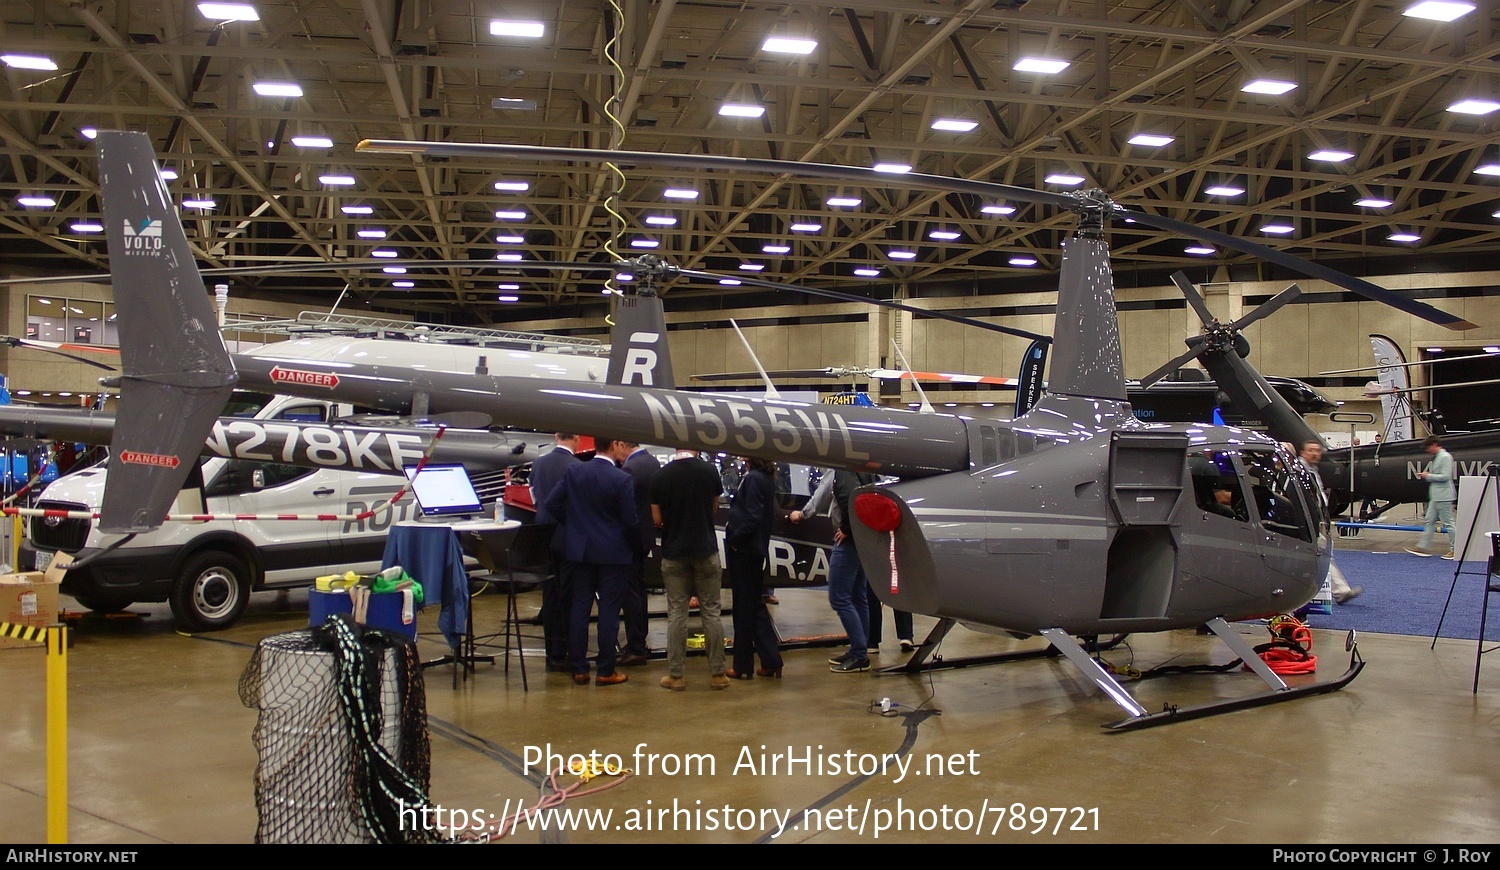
[308,589,418,641]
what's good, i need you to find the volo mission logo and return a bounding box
[121,217,163,254]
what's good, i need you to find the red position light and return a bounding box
[855,491,902,532]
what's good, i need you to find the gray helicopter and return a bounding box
[83,132,1475,728]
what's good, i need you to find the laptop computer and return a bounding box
[402,463,485,522]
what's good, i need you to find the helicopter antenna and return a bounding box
[728,319,782,400]
[891,339,935,415]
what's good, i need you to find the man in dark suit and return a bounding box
[543,438,638,686]
[528,433,580,670]
[618,441,661,665]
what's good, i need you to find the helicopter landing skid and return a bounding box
[1041,618,1365,731]
[876,618,1128,675]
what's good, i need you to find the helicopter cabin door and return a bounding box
[1101,432,1189,620]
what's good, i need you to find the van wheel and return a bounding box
[171,551,250,631]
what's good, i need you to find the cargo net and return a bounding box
[239,614,449,844]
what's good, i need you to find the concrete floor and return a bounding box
[2,519,1497,845]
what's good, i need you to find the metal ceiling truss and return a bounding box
[1,0,1499,321]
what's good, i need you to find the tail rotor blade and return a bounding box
[1138,344,1207,390]
[1231,283,1302,331]
[1170,271,1218,326]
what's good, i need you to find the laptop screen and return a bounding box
[402,463,484,518]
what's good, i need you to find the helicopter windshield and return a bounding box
[1238,450,1316,542]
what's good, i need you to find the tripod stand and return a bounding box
[1430,466,1500,692]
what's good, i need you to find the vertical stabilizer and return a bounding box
[96,131,237,533]
[606,293,674,388]
[1046,229,1126,401]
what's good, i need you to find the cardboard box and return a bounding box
[0,552,70,650]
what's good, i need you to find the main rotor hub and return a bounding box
[1070,188,1115,232]
[615,253,680,295]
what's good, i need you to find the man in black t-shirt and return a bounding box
[650,449,726,690]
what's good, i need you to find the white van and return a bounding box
[22,390,442,631]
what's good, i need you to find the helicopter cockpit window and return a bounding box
[1189,450,1246,521]
[1239,450,1315,542]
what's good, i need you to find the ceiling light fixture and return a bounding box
[873,162,912,174]
[1,55,58,71]
[761,36,817,55]
[493,180,530,191]
[253,81,304,98]
[739,263,765,271]
[1127,133,1175,147]
[1260,219,1296,235]
[494,234,524,244]
[718,104,766,118]
[662,188,699,199]
[630,239,660,248]
[1241,78,1297,95]
[356,229,387,239]
[1355,197,1394,208]
[197,2,259,20]
[762,244,791,254]
[789,222,822,232]
[498,283,521,291]
[645,215,678,226]
[1403,2,1476,22]
[16,196,55,208]
[1204,184,1245,196]
[70,222,104,233]
[853,268,881,277]
[1474,163,1500,176]
[981,204,1016,215]
[718,278,743,286]
[1308,149,1355,162]
[928,230,961,241]
[318,174,356,186]
[495,252,523,261]
[1012,57,1070,74]
[1045,173,1086,186]
[1009,255,1038,267]
[1447,99,1500,115]
[79,127,98,140]
[291,135,333,148]
[887,250,918,260]
[826,196,862,207]
[182,198,216,209]
[392,281,415,288]
[931,118,979,132]
[498,295,520,302]
[341,204,374,215]
[1388,230,1422,243]
[1184,245,1215,256]
[370,249,399,258]
[490,20,545,37]
[159,168,179,180]
[494,210,527,220]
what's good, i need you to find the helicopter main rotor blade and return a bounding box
[358,140,1083,213]
[1322,350,1500,375]
[1170,271,1218,326]
[2,336,119,371]
[1137,344,1208,390]
[1119,208,1476,331]
[691,369,839,381]
[1231,283,1303,331]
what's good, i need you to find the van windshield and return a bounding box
[223,391,275,418]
